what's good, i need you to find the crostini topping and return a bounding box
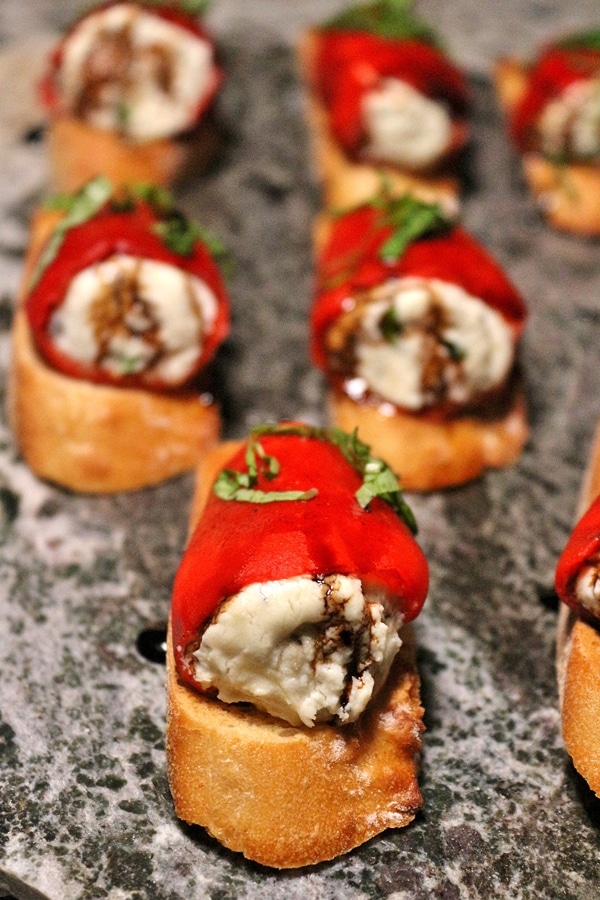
[214,423,417,532]
[26,178,229,390]
[510,33,600,160]
[48,1,221,140]
[314,0,469,167]
[171,424,429,713]
[49,253,218,384]
[555,494,600,625]
[325,276,514,411]
[574,561,600,619]
[361,76,453,168]
[311,191,527,409]
[192,573,403,727]
[538,77,600,162]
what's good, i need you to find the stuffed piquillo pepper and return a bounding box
[495,30,600,234]
[310,189,528,490]
[8,176,230,492]
[40,0,223,191]
[554,426,600,798]
[299,0,470,208]
[167,422,428,868]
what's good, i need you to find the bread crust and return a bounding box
[494,58,600,236]
[297,30,460,211]
[329,385,529,492]
[556,424,600,796]
[7,207,221,493]
[46,114,220,193]
[166,441,425,868]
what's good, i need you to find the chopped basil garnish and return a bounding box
[30,176,113,289]
[213,434,318,504]
[322,185,452,291]
[214,423,418,534]
[29,177,231,289]
[378,193,450,262]
[555,30,600,52]
[323,0,438,45]
[141,0,211,15]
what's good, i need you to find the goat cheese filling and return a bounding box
[538,77,600,162]
[575,561,600,618]
[58,2,216,140]
[49,254,218,384]
[191,573,404,727]
[361,76,452,169]
[326,277,514,411]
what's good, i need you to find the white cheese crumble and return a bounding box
[58,2,216,140]
[191,574,404,727]
[353,276,514,410]
[575,563,600,618]
[539,77,600,161]
[361,76,452,169]
[49,254,218,384]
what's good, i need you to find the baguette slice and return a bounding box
[556,424,600,796]
[46,114,220,193]
[166,441,425,869]
[7,207,221,493]
[494,58,600,236]
[329,384,529,492]
[298,30,460,212]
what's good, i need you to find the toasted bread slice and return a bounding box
[46,114,220,193]
[328,386,528,492]
[166,441,425,869]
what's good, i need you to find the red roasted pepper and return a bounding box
[310,196,527,373]
[39,0,223,130]
[171,424,429,688]
[313,28,469,162]
[555,494,600,624]
[509,38,600,154]
[25,183,230,391]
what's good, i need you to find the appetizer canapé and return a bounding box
[167,423,429,868]
[495,30,600,234]
[310,190,528,490]
[299,0,470,208]
[40,1,223,190]
[8,177,229,492]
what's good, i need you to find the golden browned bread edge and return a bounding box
[329,386,529,492]
[7,207,220,492]
[166,441,424,868]
[46,114,220,193]
[556,423,600,796]
[297,29,460,211]
[494,58,600,236]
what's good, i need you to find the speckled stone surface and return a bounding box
[1,2,600,898]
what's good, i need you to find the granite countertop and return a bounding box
[1,2,600,898]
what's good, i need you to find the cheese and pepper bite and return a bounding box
[8,177,229,493]
[555,429,600,797]
[167,422,429,868]
[298,0,470,209]
[39,1,223,191]
[310,190,529,491]
[495,30,600,234]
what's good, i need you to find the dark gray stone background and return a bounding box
[1,2,600,898]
